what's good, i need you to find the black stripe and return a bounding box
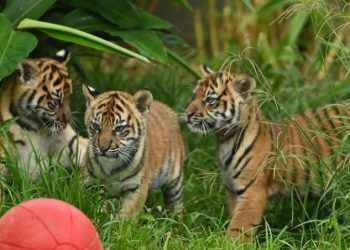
[68,135,78,157]
[14,140,26,146]
[164,188,182,203]
[231,126,260,170]
[119,162,143,182]
[119,148,145,182]
[9,102,37,132]
[115,104,124,112]
[324,108,336,130]
[43,64,50,72]
[53,76,62,86]
[37,95,45,105]
[235,178,256,196]
[119,185,140,197]
[51,64,58,72]
[233,158,251,179]
[26,90,36,104]
[88,166,98,179]
[97,103,107,110]
[224,127,247,169]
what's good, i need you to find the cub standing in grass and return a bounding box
[185,65,349,240]
[0,50,88,179]
[82,85,184,218]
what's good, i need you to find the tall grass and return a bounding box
[1,0,350,249]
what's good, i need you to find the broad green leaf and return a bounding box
[3,0,56,25]
[17,19,150,63]
[0,14,37,81]
[108,30,167,63]
[169,0,193,11]
[59,0,171,30]
[59,9,113,32]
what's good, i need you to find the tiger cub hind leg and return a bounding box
[162,170,184,218]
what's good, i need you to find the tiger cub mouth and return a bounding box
[186,117,215,134]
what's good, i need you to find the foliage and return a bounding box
[0,0,197,82]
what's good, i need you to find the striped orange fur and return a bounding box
[82,85,185,218]
[185,65,349,240]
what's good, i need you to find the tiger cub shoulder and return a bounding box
[0,50,87,178]
[82,85,184,218]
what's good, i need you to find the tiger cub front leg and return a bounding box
[117,179,150,219]
[225,188,238,215]
[226,184,268,241]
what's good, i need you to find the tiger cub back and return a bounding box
[185,64,350,241]
[0,50,87,178]
[82,85,184,218]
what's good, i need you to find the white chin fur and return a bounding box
[187,124,212,134]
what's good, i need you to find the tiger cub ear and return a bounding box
[82,84,99,106]
[18,59,39,85]
[201,64,215,76]
[53,49,70,65]
[235,74,256,100]
[134,90,153,115]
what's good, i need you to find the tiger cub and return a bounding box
[0,50,88,179]
[185,65,349,240]
[82,85,184,218]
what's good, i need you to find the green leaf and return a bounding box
[17,19,150,63]
[169,0,193,11]
[108,30,167,63]
[60,0,171,30]
[3,0,56,25]
[59,9,113,32]
[0,14,37,81]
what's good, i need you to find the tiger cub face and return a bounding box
[12,50,72,134]
[83,85,152,170]
[185,65,256,134]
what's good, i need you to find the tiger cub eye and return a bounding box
[91,122,100,132]
[205,96,217,105]
[115,125,127,133]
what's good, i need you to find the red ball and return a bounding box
[0,198,103,250]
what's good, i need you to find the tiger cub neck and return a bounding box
[216,103,262,172]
